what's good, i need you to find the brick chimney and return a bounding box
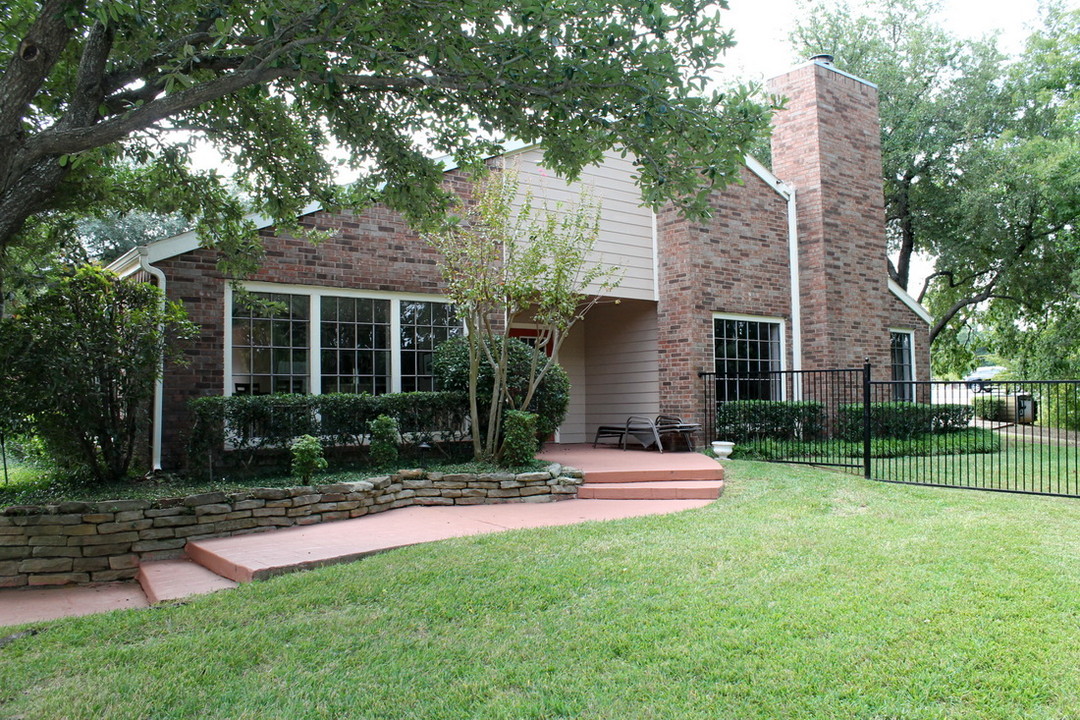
[768,58,892,371]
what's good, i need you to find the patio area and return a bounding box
[539,443,725,499]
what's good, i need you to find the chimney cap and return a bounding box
[810,53,835,64]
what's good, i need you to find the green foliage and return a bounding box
[0,266,196,484]
[1,0,773,295]
[792,2,1080,373]
[837,402,973,441]
[972,396,1010,422]
[433,336,570,440]
[367,415,400,468]
[732,428,1000,461]
[290,435,328,483]
[715,401,826,443]
[501,411,539,467]
[188,391,468,474]
[1040,384,1080,431]
[78,211,190,263]
[425,168,607,460]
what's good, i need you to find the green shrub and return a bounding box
[1039,385,1080,430]
[501,410,539,467]
[838,402,973,441]
[290,435,328,482]
[188,391,468,475]
[433,336,570,439]
[972,396,1009,422]
[732,428,1000,461]
[368,415,400,467]
[0,266,197,484]
[715,401,826,443]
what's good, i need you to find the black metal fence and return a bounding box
[700,365,1080,498]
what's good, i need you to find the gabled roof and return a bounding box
[108,139,538,276]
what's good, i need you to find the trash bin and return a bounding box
[1014,393,1037,424]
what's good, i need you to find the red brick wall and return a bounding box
[769,61,931,380]
[156,175,474,469]
[656,167,793,425]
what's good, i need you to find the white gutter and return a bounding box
[138,248,166,472]
[744,155,804,383]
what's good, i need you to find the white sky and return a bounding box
[716,0,1073,83]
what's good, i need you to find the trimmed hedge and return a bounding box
[732,428,1000,461]
[972,396,1010,422]
[715,401,826,443]
[838,402,973,441]
[189,391,469,473]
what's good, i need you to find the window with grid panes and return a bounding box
[890,331,915,402]
[320,296,391,394]
[713,318,782,401]
[399,301,463,391]
[231,292,309,394]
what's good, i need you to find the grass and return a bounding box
[4,461,1080,718]
[874,439,1080,495]
[731,428,1001,462]
[0,457,551,507]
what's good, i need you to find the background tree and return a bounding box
[425,168,617,461]
[0,266,197,483]
[791,0,1080,374]
[1,0,772,297]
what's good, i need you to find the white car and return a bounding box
[964,365,1006,393]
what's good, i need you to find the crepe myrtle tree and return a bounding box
[425,167,617,461]
[0,0,772,294]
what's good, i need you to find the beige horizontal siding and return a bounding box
[510,148,655,302]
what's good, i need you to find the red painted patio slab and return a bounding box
[0,582,148,627]
[187,498,712,583]
[539,444,724,483]
[137,558,239,605]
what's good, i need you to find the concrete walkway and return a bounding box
[0,497,711,628]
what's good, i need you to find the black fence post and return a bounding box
[863,358,872,480]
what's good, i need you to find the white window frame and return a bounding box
[889,328,916,402]
[224,281,458,397]
[712,313,787,401]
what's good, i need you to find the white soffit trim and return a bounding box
[744,155,792,200]
[889,279,933,325]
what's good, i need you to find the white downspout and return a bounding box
[786,188,804,395]
[786,189,803,372]
[138,248,166,472]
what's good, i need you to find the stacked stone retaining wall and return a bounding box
[0,465,582,588]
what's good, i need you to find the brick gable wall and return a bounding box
[657,167,793,423]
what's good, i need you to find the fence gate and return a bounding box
[700,364,1080,498]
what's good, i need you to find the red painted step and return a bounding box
[577,480,724,500]
[136,558,237,604]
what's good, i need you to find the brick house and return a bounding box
[110,58,931,470]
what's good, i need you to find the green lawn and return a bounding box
[4,461,1080,719]
[873,438,1080,495]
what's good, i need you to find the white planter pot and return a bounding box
[711,441,735,459]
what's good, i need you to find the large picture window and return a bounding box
[890,330,915,402]
[232,292,310,395]
[228,286,461,396]
[713,317,783,401]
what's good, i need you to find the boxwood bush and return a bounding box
[838,402,973,441]
[189,391,468,474]
[715,401,826,443]
[972,396,1010,422]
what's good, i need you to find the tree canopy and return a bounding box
[792,0,1080,373]
[0,0,771,292]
